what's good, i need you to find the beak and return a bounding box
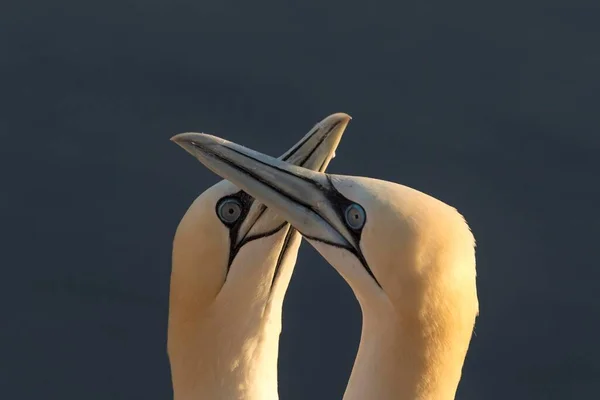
[174,113,351,173]
[170,129,359,252]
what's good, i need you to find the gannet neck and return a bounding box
[169,224,300,400]
[168,293,282,400]
[312,178,478,400]
[343,304,474,400]
[169,311,280,400]
[308,227,477,400]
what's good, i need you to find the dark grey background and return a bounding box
[2,0,599,399]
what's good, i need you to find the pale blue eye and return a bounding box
[345,204,366,230]
[217,198,242,223]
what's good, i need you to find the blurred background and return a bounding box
[2,0,599,399]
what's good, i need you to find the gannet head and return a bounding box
[167,114,350,398]
[171,131,479,329]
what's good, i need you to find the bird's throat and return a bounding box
[169,306,281,400]
[343,311,470,400]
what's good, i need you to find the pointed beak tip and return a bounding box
[170,133,228,157]
[328,112,352,123]
[171,132,209,144]
[316,112,352,131]
[170,133,204,156]
[170,133,190,145]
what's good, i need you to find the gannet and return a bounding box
[171,132,479,400]
[168,113,351,400]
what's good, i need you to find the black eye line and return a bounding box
[303,233,381,289]
[219,193,289,277]
[323,175,365,242]
[318,176,380,288]
[238,222,288,248]
[228,222,288,266]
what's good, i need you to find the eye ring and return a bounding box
[217,198,243,224]
[345,203,366,230]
